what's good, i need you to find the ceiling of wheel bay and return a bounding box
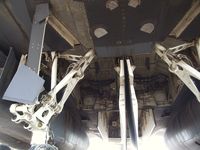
[83,0,200,57]
[0,0,200,57]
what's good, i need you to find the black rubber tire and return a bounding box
[165,82,200,150]
[0,145,11,150]
[0,133,29,150]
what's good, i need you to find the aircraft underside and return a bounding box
[0,0,200,150]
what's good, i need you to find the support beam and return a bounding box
[51,52,58,90]
[196,38,200,62]
[48,15,80,47]
[125,59,138,150]
[117,58,138,150]
[118,59,127,150]
[26,4,49,74]
[58,52,82,62]
[170,1,200,38]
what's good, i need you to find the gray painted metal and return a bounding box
[0,49,18,98]
[0,1,29,53]
[96,42,154,57]
[0,51,6,67]
[0,69,2,77]
[49,0,93,49]
[3,64,44,104]
[5,0,32,39]
[26,3,49,74]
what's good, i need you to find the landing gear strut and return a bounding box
[155,37,200,102]
[116,58,139,150]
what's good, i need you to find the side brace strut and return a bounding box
[155,37,200,102]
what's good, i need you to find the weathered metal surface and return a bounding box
[26,3,49,74]
[0,49,18,98]
[44,24,72,51]
[115,59,127,150]
[49,0,94,49]
[95,42,154,57]
[3,64,44,104]
[140,109,155,139]
[5,0,32,39]
[0,1,29,53]
[84,0,194,57]
[170,0,200,38]
[0,51,6,67]
[1,0,200,57]
[98,112,109,140]
[48,15,80,47]
[118,59,127,150]
[0,0,92,54]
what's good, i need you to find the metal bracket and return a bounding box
[26,3,49,74]
[155,38,200,102]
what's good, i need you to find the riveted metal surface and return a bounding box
[26,3,49,73]
[84,0,194,57]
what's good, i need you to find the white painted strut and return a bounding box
[117,59,127,150]
[10,49,95,145]
[116,58,138,150]
[126,59,138,150]
[155,38,200,102]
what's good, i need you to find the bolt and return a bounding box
[38,122,43,128]
[27,114,32,120]
[112,121,118,127]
